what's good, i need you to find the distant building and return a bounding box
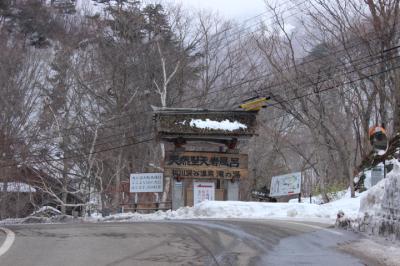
[0,166,83,218]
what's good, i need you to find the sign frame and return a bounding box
[193,181,215,206]
[270,172,302,197]
[164,151,248,180]
[129,173,163,193]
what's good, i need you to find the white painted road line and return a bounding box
[0,227,15,257]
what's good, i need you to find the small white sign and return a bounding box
[270,172,302,197]
[130,173,163,193]
[193,181,215,206]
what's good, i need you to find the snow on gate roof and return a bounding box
[152,106,258,141]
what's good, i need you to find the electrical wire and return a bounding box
[4,51,400,167]
[1,41,399,150]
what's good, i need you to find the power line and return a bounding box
[253,56,400,125]
[259,48,400,99]
[174,29,400,109]
[5,52,400,168]
[196,45,400,108]
[259,57,400,123]
[1,136,156,168]
[3,48,388,162]
[36,14,400,138]
[2,39,398,148]
[3,6,400,148]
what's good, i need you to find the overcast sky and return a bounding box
[172,0,267,21]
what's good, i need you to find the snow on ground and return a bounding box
[338,238,400,266]
[87,190,366,224]
[359,177,386,216]
[288,187,360,204]
[359,158,400,217]
[13,163,392,229]
[353,158,400,241]
[6,160,399,226]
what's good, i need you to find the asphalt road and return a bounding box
[0,220,368,266]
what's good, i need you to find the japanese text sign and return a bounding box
[165,151,248,180]
[130,173,163,193]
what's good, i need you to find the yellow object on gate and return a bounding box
[239,97,269,111]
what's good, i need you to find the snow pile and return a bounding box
[382,159,400,212]
[288,187,360,204]
[359,178,386,216]
[355,159,400,240]
[89,193,365,223]
[188,119,247,131]
[360,159,400,218]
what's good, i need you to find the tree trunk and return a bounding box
[113,149,123,212]
[393,69,400,133]
[61,160,68,214]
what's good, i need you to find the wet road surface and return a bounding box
[1,219,367,266]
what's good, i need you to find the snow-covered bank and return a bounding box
[5,160,399,228]
[338,238,400,266]
[1,192,364,225]
[87,191,365,223]
[354,159,400,240]
[87,163,400,226]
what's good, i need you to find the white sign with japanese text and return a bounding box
[270,172,302,197]
[193,181,215,206]
[130,173,163,193]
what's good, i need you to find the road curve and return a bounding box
[1,220,366,266]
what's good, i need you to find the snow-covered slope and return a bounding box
[356,159,400,240]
